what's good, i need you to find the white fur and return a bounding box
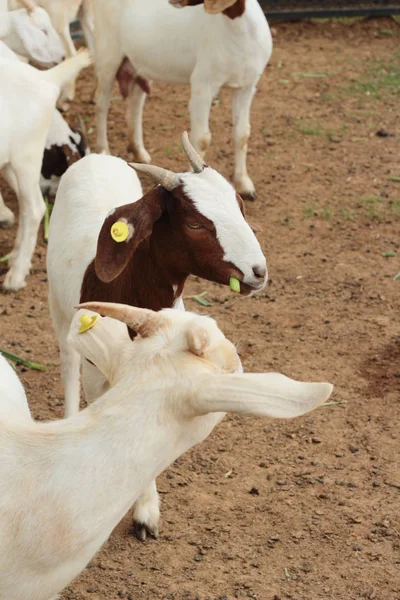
[0,49,91,291]
[0,304,333,600]
[0,353,31,423]
[0,41,88,196]
[0,5,64,66]
[93,0,272,197]
[8,0,95,108]
[180,167,267,287]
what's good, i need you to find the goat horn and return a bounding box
[20,0,37,12]
[181,131,205,173]
[128,163,181,191]
[76,302,159,338]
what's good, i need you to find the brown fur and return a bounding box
[80,185,244,337]
[116,57,151,99]
[41,135,86,181]
[181,0,245,18]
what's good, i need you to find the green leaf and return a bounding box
[387,176,400,182]
[0,349,46,372]
[192,291,213,307]
[0,254,9,264]
[43,197,53,243]
[382,251,397,257]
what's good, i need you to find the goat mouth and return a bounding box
[238,280,267,296]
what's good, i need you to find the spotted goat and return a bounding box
[0,40,88,198]
[47,132,267,539]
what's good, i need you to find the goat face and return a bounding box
[71,302,334,424]
[73,302,242,385]
[14,7,64,67]
[162,169,267,294]
[94,133,267,296]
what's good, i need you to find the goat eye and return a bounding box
[186,223,203,230]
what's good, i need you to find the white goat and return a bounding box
[0,49,91,291]
[0,41,89,197]
[0,301,333,600]
[0,0,64,65]
[8,0,95,109]
[93,0,272,199]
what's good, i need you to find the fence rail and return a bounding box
[259,0,400,19]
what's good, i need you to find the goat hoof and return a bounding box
[234,176,256,201]
[241,190,257,201]
[57,99,71,113]
[130,520,159,541]
[127,144,152,164]
[0,218,15,229]
[3,270,27,292]
[0,207,15,229]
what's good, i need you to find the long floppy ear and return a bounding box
[13,14,55,65]
[204,0,238,13]
[94,188,164,283]
[189,373,333,418]
[67,309,130,382]
[76,301,164,338]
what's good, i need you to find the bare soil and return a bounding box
[1,17,400,600]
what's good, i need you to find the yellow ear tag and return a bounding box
[78,314,98,334]
[111,221,129,243]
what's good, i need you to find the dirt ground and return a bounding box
[1,17,400,600]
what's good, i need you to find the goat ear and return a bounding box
[189,373,333,418]
[204,0,238,13]
[94,188,164,283]
[67,309,130,382]
[187,325,210,356]
[13,14,53,64]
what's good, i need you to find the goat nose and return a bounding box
[252,264,267,279]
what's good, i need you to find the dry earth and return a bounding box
[0,17,399,600]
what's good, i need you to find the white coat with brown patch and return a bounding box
[93,0,272,199]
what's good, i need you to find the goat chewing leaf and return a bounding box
[229,276,241,293]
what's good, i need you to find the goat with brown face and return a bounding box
[47,132,267,539]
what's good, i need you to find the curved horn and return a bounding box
[20,0,37,12]
[181,131,205,173]
[129,163,181,191]
[76,302,159,338]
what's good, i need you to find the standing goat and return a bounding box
[0,0,64,65]
[0,49,91,291]
[0,41,88,197]
[8,0,95,109]
[93,0,272,199]
[0,302,334,600]
[47,132,267,538]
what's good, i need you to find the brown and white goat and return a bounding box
[47,132,267,539]
[93,0,272,199]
